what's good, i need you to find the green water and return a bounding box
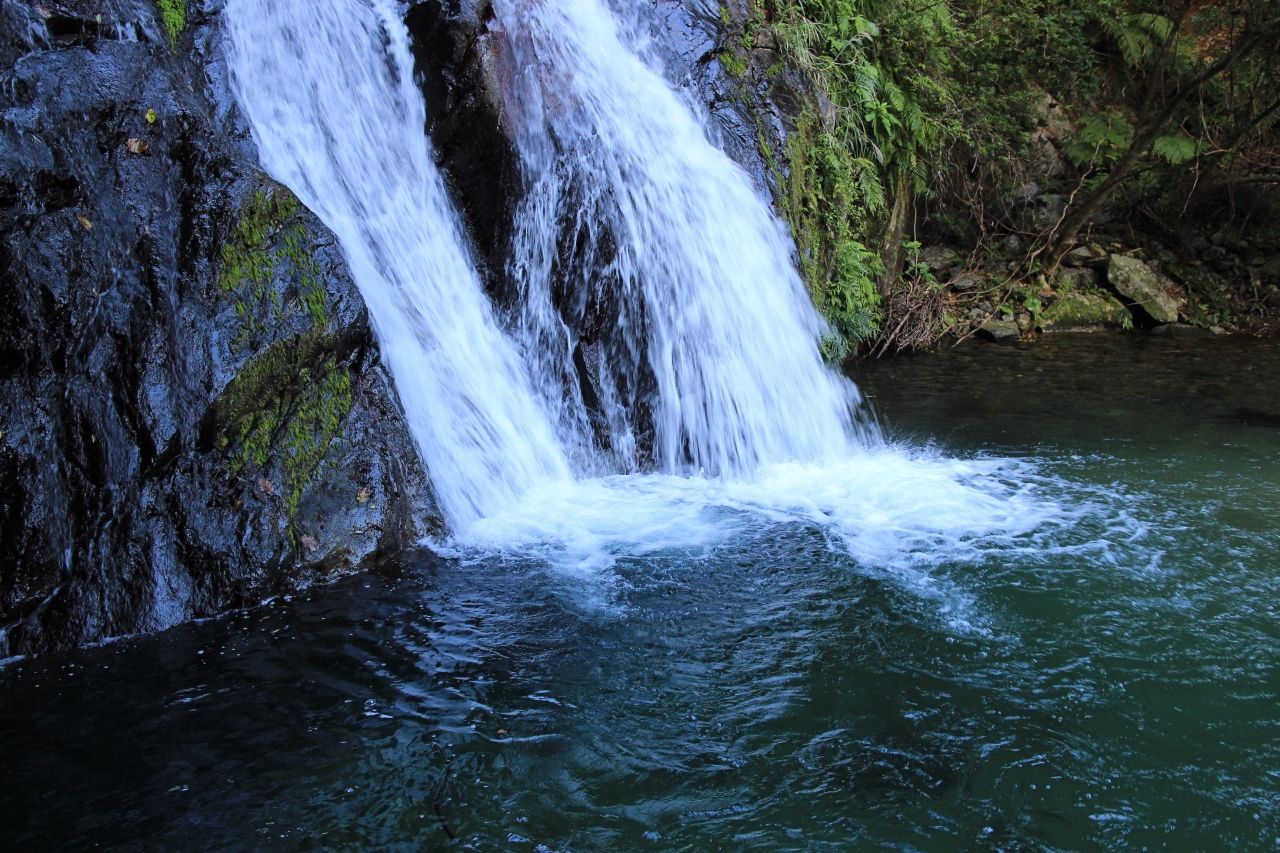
[2,333,1278,851]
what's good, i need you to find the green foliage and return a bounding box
[154,0,185,48]
[216,328,353,517]
[1150,133,1199,165]
[777,113,883,357]
[1102,13,1175,68]
[1063,112,1135,167]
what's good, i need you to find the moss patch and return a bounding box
[776,112,883,358]
[1040,292,1127,329]
[220,187,326,343]
[216,185,350,522]
[216,327,353,517]
[154,0,185,48]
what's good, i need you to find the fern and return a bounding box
[1152,134,1199,165]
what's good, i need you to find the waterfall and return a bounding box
[492,0,872,477]
[222,0,571,532]
[221,0,1042,584]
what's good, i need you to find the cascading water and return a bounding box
[223,0,1055,595]
[222,0,571,532]
[493,0,868,476]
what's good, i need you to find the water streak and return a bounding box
[493,0,870,475]
[223,0,570,531]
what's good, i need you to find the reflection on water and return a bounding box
[3,333,1280,852]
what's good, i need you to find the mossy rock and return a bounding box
[214,327,354,518]
[1108,255,1179,324]
[1041,292,1128,330]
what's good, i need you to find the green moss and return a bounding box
[217,185,348,523]
[220,187,327,343]
[1040,292,1125,329]
[154,0,185,49]
[216,327,353,518]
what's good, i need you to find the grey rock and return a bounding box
[951,273,986,293]
[1040,293,1127,330]
[918,247,960,274]
[1031,194,1065,229]
[978,320,1022,343]
[1108,255,1180,324]
[1062,246,1098,267]
[1055,267,1098,291]
[1009,182,1042,204]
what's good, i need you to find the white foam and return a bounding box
[436,446,1065,621]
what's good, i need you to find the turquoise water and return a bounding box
[2,333,1278,851]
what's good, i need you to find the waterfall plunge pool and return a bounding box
[3,332,1279,852]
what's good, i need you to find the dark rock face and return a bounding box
[0,0,435,655]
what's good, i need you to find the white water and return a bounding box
[494,0,866,475]
[221,0,1061,597]
[222,0,570,531]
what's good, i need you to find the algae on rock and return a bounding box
[215,328,354,517]
[216,185,353,519]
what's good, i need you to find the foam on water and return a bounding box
[222,0,1081,623]
[438,446,1076,629]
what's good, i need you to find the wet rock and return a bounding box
[1150,324,1214,337]
[1015,312,1034,333]
[977,320,1021,343]
[1107,255,1179,324]
[0,0,436,655]
[951,273,986,293]
[1040,293,1126,330]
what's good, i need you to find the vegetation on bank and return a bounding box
[720,0,1280,353]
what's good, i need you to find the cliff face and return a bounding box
[0,0,437,656]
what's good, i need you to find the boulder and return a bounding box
[1062,245,1100,267]
[951,273,986,293]
[1107,255,1179,323]
[918,247,960,275]
[977,320,1022,343]
[1055,267,1098,292]
[1009,182,1042,205]
[1040,293,1127,330]
[0,0,438,655]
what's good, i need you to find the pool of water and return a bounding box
[3,332,1279,852]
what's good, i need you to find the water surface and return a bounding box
[4,333,1279,852]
